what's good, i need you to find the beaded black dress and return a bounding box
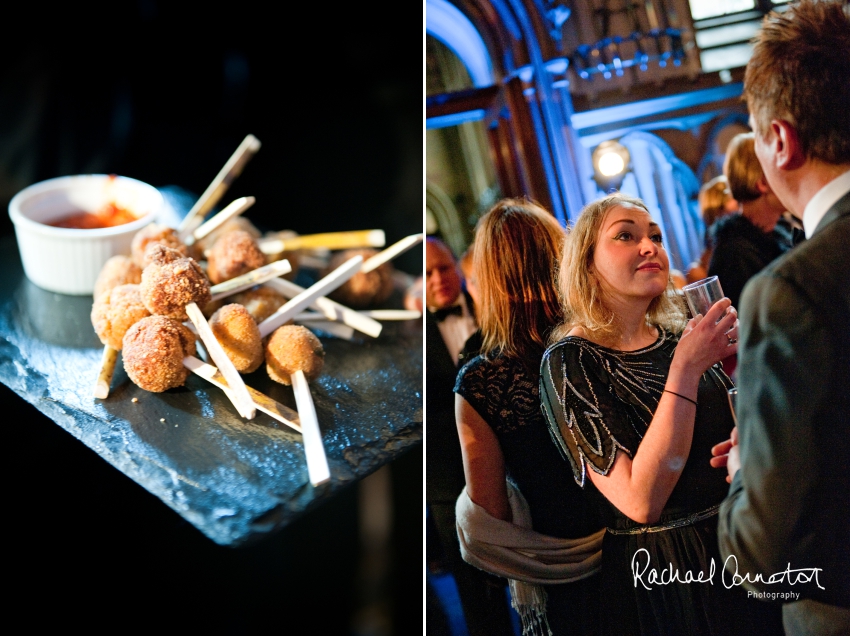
[540,329,783,636]
[455,352,605,636]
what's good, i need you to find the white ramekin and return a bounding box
[9,175,164,295]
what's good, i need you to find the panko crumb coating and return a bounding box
[122,315,197,392]
[93,255,142,300]
[91,284,151,350]
[265,325,325,386]
[209,304,264,373]
[195,216,262,254]
[140,244,211,320]
[232,286,286,323]
[207,230,267,285]
[131,223,189,267]
[325,248,394,308]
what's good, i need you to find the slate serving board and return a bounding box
[0,229,422,546]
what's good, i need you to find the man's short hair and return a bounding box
[724,133,763,203]
[744,0,850,164]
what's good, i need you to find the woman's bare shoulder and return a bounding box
[567,325,587,339]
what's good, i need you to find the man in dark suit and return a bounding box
[425,237,513,636]
[716,2,850,634]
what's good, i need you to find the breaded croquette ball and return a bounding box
[265,325,324,386]
[122,315,197,392]
[93,255,142,301]
[131,223,189,267]
[325,248,393,308]
[206,230,266,284]
[139,244,211,320]
[232,286,286,323]
[209,304,263,373]
[195,216,262,254]
[91,284,151,350]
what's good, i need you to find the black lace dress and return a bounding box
[455,352,604,636]
[540,329,783,636]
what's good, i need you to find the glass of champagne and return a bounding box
[681,275,725,319]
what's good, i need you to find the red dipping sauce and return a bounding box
[48,203,138,229]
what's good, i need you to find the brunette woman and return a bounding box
[455,198,604,636]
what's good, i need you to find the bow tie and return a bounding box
[435,304,463,322]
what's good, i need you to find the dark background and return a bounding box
[1,2,422,632]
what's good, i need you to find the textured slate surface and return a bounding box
[0,232,422,546]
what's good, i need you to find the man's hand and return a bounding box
[710,426,739,483]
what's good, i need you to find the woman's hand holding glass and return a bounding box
[672,298,739,381]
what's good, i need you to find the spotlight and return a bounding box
[592,140,631,191]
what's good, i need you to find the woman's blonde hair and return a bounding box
[698,175,733,229]
[723,133,763,203]
[551,193,687,344]
[473,198,565,366]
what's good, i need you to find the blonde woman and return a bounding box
[707,132,795,308]
[687,175,737,283]
[540,193,782,635]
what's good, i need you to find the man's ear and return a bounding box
[772,120,805,171]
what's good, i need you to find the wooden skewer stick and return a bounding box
[93,345,119,399]
[291,370,331,486]
[292,309,421,322]
[182,356,301,433]
[361,233,424,273]
[208,259,292,302]
[257,256,363,338]
[177,134,262,237]
[263,277,382,338]
[187,196,256,246]
[257,229,386,255]
[185,302,256,420]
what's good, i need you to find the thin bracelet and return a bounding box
[664,389,698,407]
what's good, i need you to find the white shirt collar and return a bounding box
[434,292,476,365]
[802,169,850,239]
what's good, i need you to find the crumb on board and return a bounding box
[132,397,139,403]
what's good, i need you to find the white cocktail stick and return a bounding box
[257,229,386,255]
[263,277,382,338]
[361,233,424,273]
[177,134,262,237]
[208,259,292,302]
[182,356,301,433]
[297,319,355,341]
[291,369,331,486]
[185,302,256,420]
[187,196,255,245]
[358,309,422,320]
[93,345,119,399]
[257,256,363,338]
